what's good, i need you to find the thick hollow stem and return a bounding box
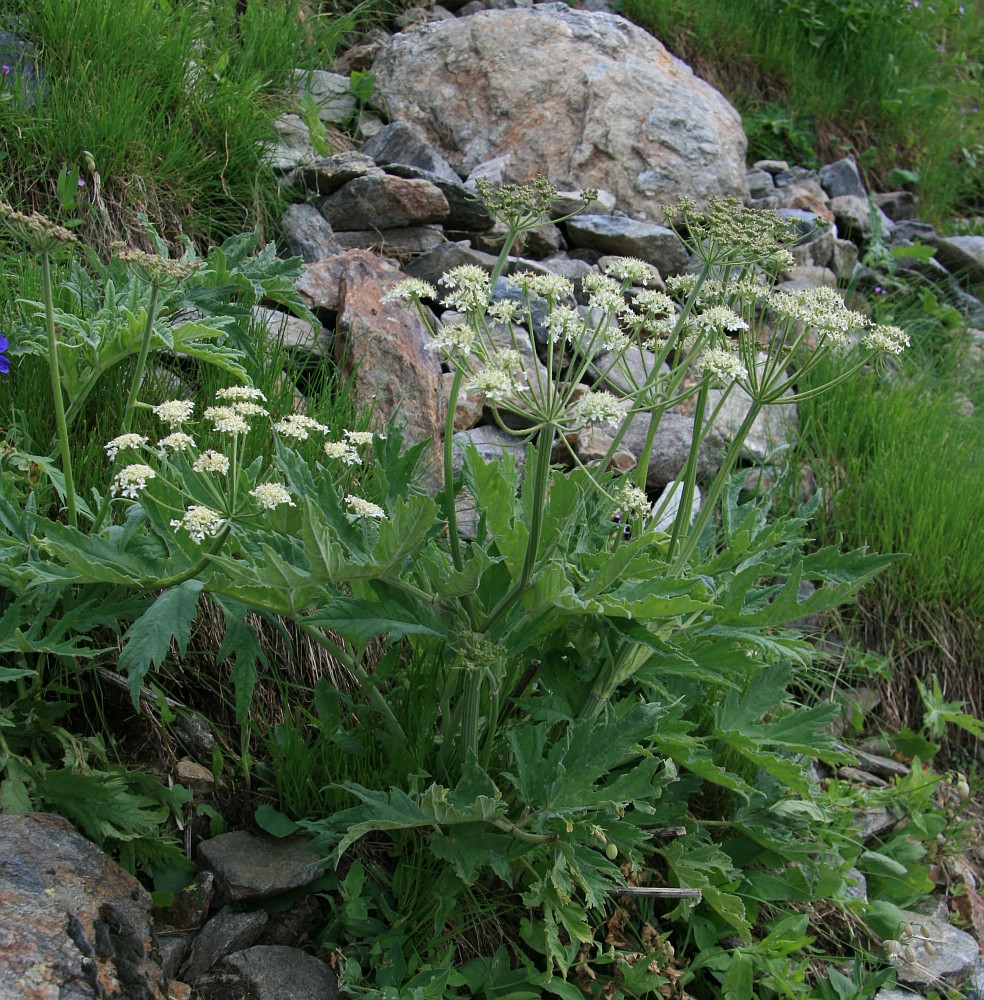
[121,284,160,435]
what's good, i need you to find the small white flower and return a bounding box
[159,432,195,452]
[696,305,749,334]
[204,405,251,436]
[170,505,225,543]
[193,450,230,474]
[602,322,630,355]
[666,273,700,298]
[345,495,386,519]
[861,323,909,355]
[605,257,655,285]
[343,429,382,446]
[427,322,476,358]
[274,414,329,441]
[506,271,574,302]
[232,401,269,418]
[632,289,675,317]
[215,385,266,402]
[152,400,195,427]
[468,367,519,402]
[697,345,748,384]
[382,278,437,303]
[486,299,520,325]
[570,390,623,428]
[489,349,524,377]
[582,273,625,314]
[543,304,582,345]
[324,441,362,465]
[112,463,155,498]
[105,433,148,461]
[250,482,295,509]
[440,265,492,314]
[614,483,650,518]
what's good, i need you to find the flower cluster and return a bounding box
[324,440,362,465]
[249,483,295,509]
[111,242,195,285]
[153,400,195,426]
[0,333,10,375]
[192,450,230,474]
[0,202,78,251]
[170,505,225,544]
[345,495,386,519]
[105,433,148,461]
[274,414,328,440]
[112,464,155,498]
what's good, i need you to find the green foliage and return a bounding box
[617,0,983,219]
[0,0,358,249]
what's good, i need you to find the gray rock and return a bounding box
[292,69,356,125]
[589,345,669,396]
[886,219,937,246]
[926,234,984,287]
[788,225,835,269]
[196,831,325,904]
[293,151,381,196]
[405,241,499,287]
[251,305,322,352]
[837,766,890,788]
[384,163,495,230]
[841,866,868,903]
[0,29,43,109]
[0,813,166,1000]
[819,156,866,199]
[279,203,343,263]
[829,194,895,243]
[295,255,351,315]
[334,225,446,256]
[746,168,775,200]
[550,188,618,218]
[452,425,528,474]
[362,121,462,184]
[650,480,701,532]
[565,215,690,276]
[157,935,191,981]
[872,190,920,221]
[619,408,724,490]
[320,173,449,230]
[852,806,898,840]
[370,4,747,220]
[181,911,269,982]
[773,166,820,189]
[838,743,910,779]
[830,238,860,281]
[775,207,829,244]
[223,945,342,1000]
[891,909,979,988]
[753,159,789,174]
[874,988,924,999]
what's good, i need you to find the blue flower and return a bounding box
[0,334,9,374]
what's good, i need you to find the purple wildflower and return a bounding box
[0,334,9,374]
[1,65,9,77]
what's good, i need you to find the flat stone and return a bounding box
[385,163,495,231]
[181,911,269,982]
[837,766,890,788]
[589,345,669,396]
[837,743,910,779]
[295,253,353,315]
[853,806,898,841]
[293,151,381,196]
[196,831,325,905]
[405,242,499,287]
[619,408,724,490]
[333,225,445,256]
[251,306,322,352]
[158,935,191,981]
[279,203,343,263]
[155,871,214,933]
[320,173,449,230]
[452,425,528,474]
[746,169,775,200]
[926,235,984,287]
[830,194,895,243]
[0,813,166,999]
[292,69,356,125]
[565,215,690,277]
[441,372,485,432]
[269,114,318,171]
[753,159,789,174]
[872,190,920,221]
[362,121,462,184]
[650,480,701,532]
[222,945,342,1000]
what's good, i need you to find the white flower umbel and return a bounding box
[159,432,195,453]
[570,390,623,428]
[582,273,626,314]
[232,401,269,418]
[324,441,362,465]
[250,483,296,509]
[487,299,520,325]
[605,257,655,286]
[440,266,492,314]
[382,278,437,303]
[105,433,148,461]
[193,450,230,474]
[170,505,225,543]
[204,406,251,436]
[507,271,574,302]
[543,304,582,345]
[274,414,329,441]
[695,305,749,335]
[343,429,382,446]
[614,482,650,518]
[152,400,195,427]
[468,367,520,403]
[112,463,155,498]
[345,495,386,519]
[427,322,476,359]
[216,385,266,402]
[697,345,749,384]
[862,324,910,355]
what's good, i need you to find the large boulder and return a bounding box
[370,3,747,220]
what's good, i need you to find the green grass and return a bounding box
[0,0,355,252]
[792,337,984,719]
[616,0,984,221]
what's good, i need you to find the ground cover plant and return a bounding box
[615,0,984,222]
[0,0,361,252]
[5,182,976,997]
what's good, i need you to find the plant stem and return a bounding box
[668,379,709,560]
[121,283,160,435]
[42,250,78,528]
[443,366,466,572]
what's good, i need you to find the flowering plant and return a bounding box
[0,185,903,992]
